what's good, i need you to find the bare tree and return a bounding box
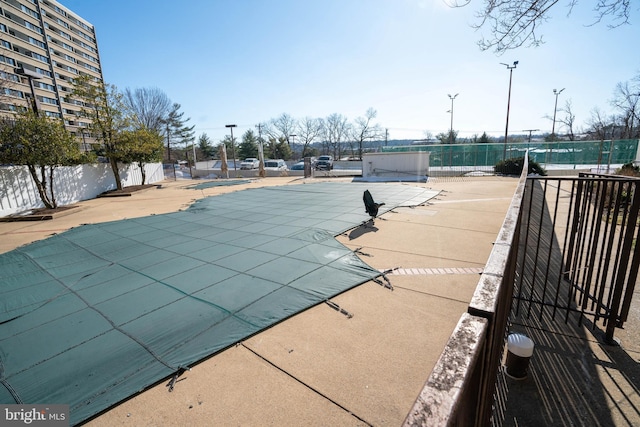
[449,0,635,53]
[587,107,618,140]
[557,99,577,140]
[265,113,298,144]
[611,79,640,139]
[296,116,323,157]
[351,108,383,160]
[323,113,351,159]
[123,87,172,132]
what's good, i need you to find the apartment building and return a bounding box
[0,0,102,147]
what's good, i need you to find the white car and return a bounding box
[264,159,288,171]
[240,158,260,170]
[315,155,334,170]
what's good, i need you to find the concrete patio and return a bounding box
[1,175,638,426]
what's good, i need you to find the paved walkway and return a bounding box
[0,176,523,425]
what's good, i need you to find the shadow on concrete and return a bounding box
[347,221,378,240]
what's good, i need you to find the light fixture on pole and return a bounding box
[14,67,41,114]
[289,134,296,147]
[551,88,565,141]
[447,93,458,144]
[225,124,237,171]
[500,61,518,160]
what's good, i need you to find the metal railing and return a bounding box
[515,173,640,344]
[404,162,640,426]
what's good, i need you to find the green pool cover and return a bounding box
[189,179,253,189]
[0,182,438,425]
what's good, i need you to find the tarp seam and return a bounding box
[5,248,181,373]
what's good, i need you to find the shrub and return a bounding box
[494,156,547,176]
[615,162,640,177]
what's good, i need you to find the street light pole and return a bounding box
[290,134,296,148]
[255,123,265,177]
[447,93,458,144]
[552,88,565,141]
[501,61,518,160]
[225,124,237,171]
[14,67,41,114]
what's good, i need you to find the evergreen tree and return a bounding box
[162,103,195,162]
[264,136,292,160]
[479,132,493,143]
[197,132,216,159]
[238,130,259,159]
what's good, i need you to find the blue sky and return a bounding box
[59,0,639,142]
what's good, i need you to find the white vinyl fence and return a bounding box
[0,162,164,217]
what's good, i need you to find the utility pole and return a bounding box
[522,129,539,152]
[385,128,388,146]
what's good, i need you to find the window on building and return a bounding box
[36,81,55,91]
[0,54,15,66]
[40,96,58,105]
[28,36,45,48]
[32,52,49,63]
[21,5,39,19]
[35,67,51,77]
[53,5,68,18]
[24,21,42,34]
[0,71,20,82]
[4,88,24,98]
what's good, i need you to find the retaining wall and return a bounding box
[0,162,164,217]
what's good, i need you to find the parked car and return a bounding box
[290,161,305,170]
[315,155,334,170]
[264,159,288,171]
[240,158,260,170]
